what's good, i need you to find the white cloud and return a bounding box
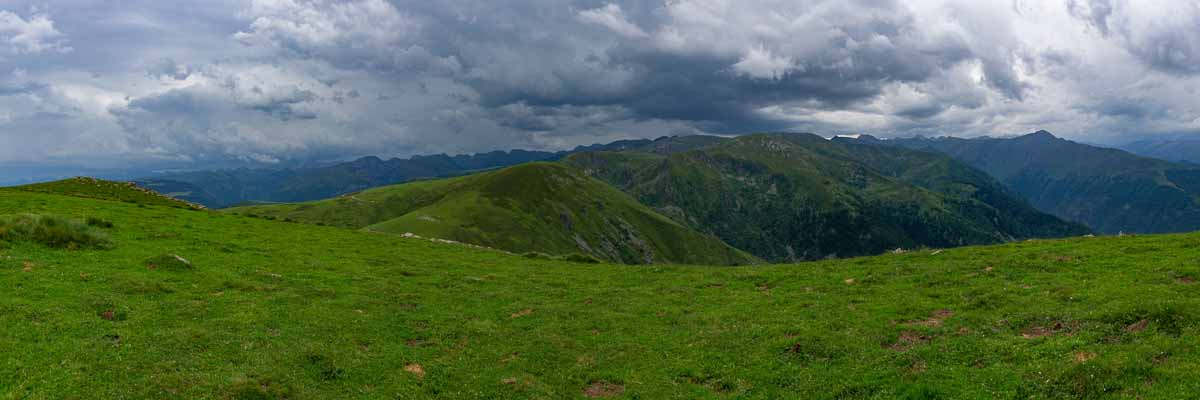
[733,45,793,79]
[0,10,71,54]
[233,0,422,65]
[577,3,648,39]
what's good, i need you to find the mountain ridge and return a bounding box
[851,131,1200,234]
[225,162,759,266]
[135,136,719,208]
[565,133,1088,261]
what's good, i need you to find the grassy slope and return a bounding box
[565,134,1088,262]
[227,163,757,266]
[4,188,1200,398]
[14,177,204,210]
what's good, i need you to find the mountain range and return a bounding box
[116,129,1200,261]
[232,133,1086,263]
[135,139,679,208]
[1120,138,1200,165]
[851,131,1200,234]
[565,133,1087,261]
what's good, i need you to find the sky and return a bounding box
[0,0,1198,175]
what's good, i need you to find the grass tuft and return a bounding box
[562,253,602,264]
[228,376,294,400]
[144,254,194,271]
[0,214,113,249]
[86,216,114,228]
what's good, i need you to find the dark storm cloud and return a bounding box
[399,0,988,133]
[0,0,1198,171]
[1067,0,1200,75]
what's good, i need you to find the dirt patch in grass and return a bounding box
[404,363,425,379]
[903,310,955,327]
[1126,319,1149,333]
[511,309,534,318]
[94,305,127,322]
[583,381,624,398]
[676,372,737,394]
[888,331,931,352]
[907,359,927,375]
[1073,351,1097,363]
[1021,321,1073,339]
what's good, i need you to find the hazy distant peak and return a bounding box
[1023,130,1058,140]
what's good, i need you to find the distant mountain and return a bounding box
[1120,139,1200,165]
[226,163,759,265]
[853,131,1200,234]
[134,136,708,208]
[564,133,1087,262]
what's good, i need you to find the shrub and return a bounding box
[86,216,114,228]
[144,254,194,271]
[0,214,113,250]
[522,251,552,259]
[562,253,602,264]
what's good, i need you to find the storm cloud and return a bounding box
[0,0,1198,171]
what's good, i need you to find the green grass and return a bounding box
[3,188,1200,398]
[0,213,113,250]
[12,177,205,210]
[228,163,758,266]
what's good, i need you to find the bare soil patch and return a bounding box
[583,381,625,398]
[404,363,425,379]
[888,331,930,352]
[1021,321,1073,339]
[1126,319,1149,333]
[903,309,955,327]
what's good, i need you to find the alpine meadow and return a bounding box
[4,1,1200,399]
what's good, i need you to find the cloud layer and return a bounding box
[0,0,1198,170]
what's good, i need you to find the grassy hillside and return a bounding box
[11,177,205,210]
[868,131,1200,234]
[4,188,1200,398]
[565,133,1088,262]
[228,163,758,266]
